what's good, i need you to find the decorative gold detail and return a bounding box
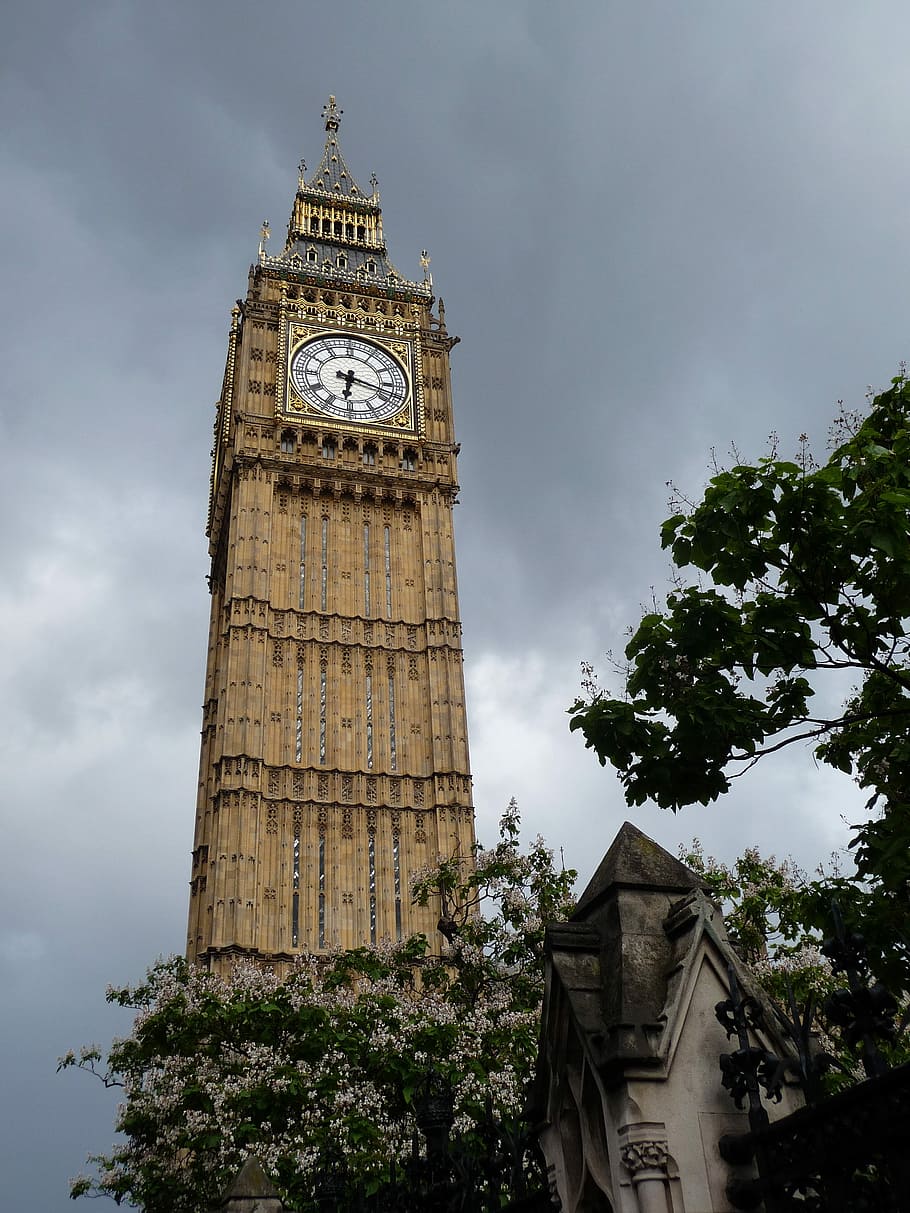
[322,95,342,132]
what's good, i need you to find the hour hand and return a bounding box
[336,369,356,399]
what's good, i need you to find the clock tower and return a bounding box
[188,98,475,972]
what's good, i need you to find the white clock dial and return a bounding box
[290,334,409,423]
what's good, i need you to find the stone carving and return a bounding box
[620,1141,669,1177]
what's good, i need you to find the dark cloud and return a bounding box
[1,2,906,1206]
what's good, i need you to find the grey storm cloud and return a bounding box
[2,2,909,1206]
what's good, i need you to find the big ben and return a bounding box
[187,98,475,973]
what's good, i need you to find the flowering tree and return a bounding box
[62,804,576,1211]
[680,841,832,1002]
[681,839,910,1089]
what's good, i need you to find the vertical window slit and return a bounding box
[318,834,326,949]
[363,522,371,616]
[292,831,300,947]
[369,832,377,946]
[298,515,307,609]
[321,516,328,612]
[319,666,327,764]
[295,669,303,762]
[393,834,402,941]
[384,525,392,618]
[365,673,373,769]
[388,673,397,771]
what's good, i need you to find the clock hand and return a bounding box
[337,370,384,394]
[336,369,356,399]
[344,375,400,402]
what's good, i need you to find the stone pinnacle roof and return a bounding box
[573,821,704,919]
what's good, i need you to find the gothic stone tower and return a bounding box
[187,98,475,972]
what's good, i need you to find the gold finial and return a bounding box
[258,219,270,259]
[322,95,342,132]
[420,249,433,288]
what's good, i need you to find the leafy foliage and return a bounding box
[570,375,910,989]
[682,841,910,1090]
[62,806,575,1211]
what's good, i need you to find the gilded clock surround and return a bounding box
[189,98,475,975]
[282,319,423,432]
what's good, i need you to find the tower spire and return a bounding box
[275,101,431,302]
[304,94,363,198]
[322,94,342,132]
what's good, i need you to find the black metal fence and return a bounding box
[716,905,910,1212]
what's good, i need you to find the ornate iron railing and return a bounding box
[716,904,910,1211]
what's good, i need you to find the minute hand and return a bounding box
[336,371,397,399]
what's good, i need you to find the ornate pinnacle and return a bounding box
[322,95,342,132]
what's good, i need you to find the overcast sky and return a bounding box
[3,3,910,1207]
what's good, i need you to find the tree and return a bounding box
[61,804,576,1211]
[680,838,910,1091]
[569,374,910,989]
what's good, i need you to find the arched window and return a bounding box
[401,449,417,472]
[280,429,296,454]
[366,258,376,274]
[362,444,377,466]
[322,438,336,461]
[307,247,318,263]
[337,253,347,269]
[357,225,366,241]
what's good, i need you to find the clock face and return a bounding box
[289,334,409,423]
